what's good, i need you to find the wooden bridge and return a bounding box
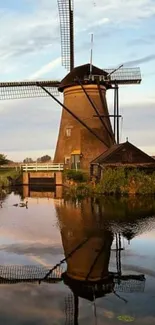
[22,163,64,186]
[22,163,64,172]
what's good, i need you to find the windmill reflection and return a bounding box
[0,195,154,324]
[55,197,148,324]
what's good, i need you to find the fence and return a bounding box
[22,163,64,172]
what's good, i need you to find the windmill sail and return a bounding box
[58,0,74,71]
[0,68,141,101]
[86,67,141,85]
[0,80,60,100]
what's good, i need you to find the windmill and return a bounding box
[0,0,141,170]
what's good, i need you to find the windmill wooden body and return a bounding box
[54,64,114,169]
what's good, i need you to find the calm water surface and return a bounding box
[0,187,155,324]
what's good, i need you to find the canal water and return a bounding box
[0,186,155,324]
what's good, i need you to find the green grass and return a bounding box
[0,168,21,187]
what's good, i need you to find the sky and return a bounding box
[0,0,155,161]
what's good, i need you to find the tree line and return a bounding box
[0,154,52,165]
[23,155,51,163]
[0,154,9,165]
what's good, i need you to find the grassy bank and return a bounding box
[0,168,21,187]
[64,168,155,198]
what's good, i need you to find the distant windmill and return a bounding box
[0,0,141,169]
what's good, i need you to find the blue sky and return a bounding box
[0,0,155,161]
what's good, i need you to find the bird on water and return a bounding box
[19,201,28,208]
[13,201,28,208]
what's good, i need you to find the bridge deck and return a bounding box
[22,163,64,172]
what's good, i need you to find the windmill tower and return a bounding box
[54,1,114,170]
[0,0,141,169]
[54,64,114,170]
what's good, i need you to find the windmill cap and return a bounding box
[58,63,109,92]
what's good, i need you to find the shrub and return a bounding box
[64,168,155,198]
[99,168,127,195]
[64,169,89,183]
[0,169,21,187]
[97,168,155,195]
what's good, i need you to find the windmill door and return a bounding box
[71,150,81,170]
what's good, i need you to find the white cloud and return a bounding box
[0,0,154,78]
[0,98,62,160]
[28,57,61,80]
[0,2,60,77]
[74,0,155,31]
[0,0,154,65]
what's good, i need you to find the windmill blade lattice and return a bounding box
[0,264,64,283]
[86,67,141,85]
[58,0,74,71]
[114,277,145,293]
[0,68,141,101]
[0,80,60,101]
[0,264,145,294]
[105,67,141,84]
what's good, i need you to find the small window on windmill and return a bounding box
[66,128,72,137]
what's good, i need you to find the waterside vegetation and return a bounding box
[64,168,155,198]
[0,168,21,187]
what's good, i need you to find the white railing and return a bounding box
[22,163,64,172]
